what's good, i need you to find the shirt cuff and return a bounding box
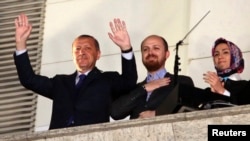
[16,49,27,56]
[122,51,133,60]
[223,90,230,97]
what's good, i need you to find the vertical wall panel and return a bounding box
[188,0,250,88]
[0,0,46,136]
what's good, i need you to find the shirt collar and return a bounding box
[76,70,90,84]
[77,70,90,77]
[147,68,167,82]
[221,73,242,81]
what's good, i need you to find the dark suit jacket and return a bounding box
[194,79,250,109]
[111,73,194,120]
[223,79,249,105]
[14,52,137,129]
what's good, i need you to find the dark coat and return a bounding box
[111,72,194,120]
[186,79,250,110]
[224,79,250,105]
[14,51,137,129]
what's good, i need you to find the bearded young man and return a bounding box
[111,35,194,120]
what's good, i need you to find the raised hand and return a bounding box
[203,71,225,94]
[108,18,131,51]
[14,13,32,50]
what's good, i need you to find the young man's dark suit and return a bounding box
[111,73,194,120]
[14,51,137,129]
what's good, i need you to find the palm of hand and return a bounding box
[15,26,30,42]
[112,31,130,47]
[210,79,224,94]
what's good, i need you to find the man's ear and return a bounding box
[165,50,170,58]
[97,50,101,60]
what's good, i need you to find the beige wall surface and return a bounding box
[188,0,250,88]
[35,0,250,131]
[36,0,190,131]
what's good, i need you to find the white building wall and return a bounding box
[35,0,250,131]
[188,0,250,88]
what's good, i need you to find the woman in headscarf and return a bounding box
[203,37,248,105]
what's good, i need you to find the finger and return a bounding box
[203,76,212,83]
[109,22,115,34]
[113,18,119,31]
[209,72,218,78]
[115,18,122,31]
[208,72,216,78]
[117,19,125,30]
[138,112,144,118]
[108,33,114,40]
[165,78,171,81]
[17,15,22,26]
[121,20,126,30]
[205,73,215,81]
[203,76,208,81]
[204,80,210,83]
[210,74,218,81]
[23,14,28,26]
[21,13,26,26]
[14,18,19,27]
[116,18,122,29]
[203,74,209,80]
[18,14,22,22]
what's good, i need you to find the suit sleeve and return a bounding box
[225,80,249,105]
[121,55,138,90]
[111,86,146,120]
[111,55,138,99]
[13,52,53,99]
[178,75,194,87]
[236,80,250,105]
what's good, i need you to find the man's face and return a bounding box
[72,37,100,73]
[141,36,169,72]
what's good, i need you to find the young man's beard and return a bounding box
[143,54,166,72]
[144,61,161,72]
[144,57,166,72]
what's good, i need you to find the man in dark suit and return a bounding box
[111,35,194,120]
[14,14,137,129]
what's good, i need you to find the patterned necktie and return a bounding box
[146,74,154,101]
[76,74,86,89]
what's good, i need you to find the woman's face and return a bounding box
[213,43,231,71]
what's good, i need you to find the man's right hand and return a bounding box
[15,13,32,51]
[143,77,171,93]
[108,18,132,51]
[138,110,156,119]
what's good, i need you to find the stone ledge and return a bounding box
[1,104,250,141]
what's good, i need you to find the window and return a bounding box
[0,0,46,136]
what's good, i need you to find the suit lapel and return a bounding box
[67,72,78,102]
[76,67,102,98]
